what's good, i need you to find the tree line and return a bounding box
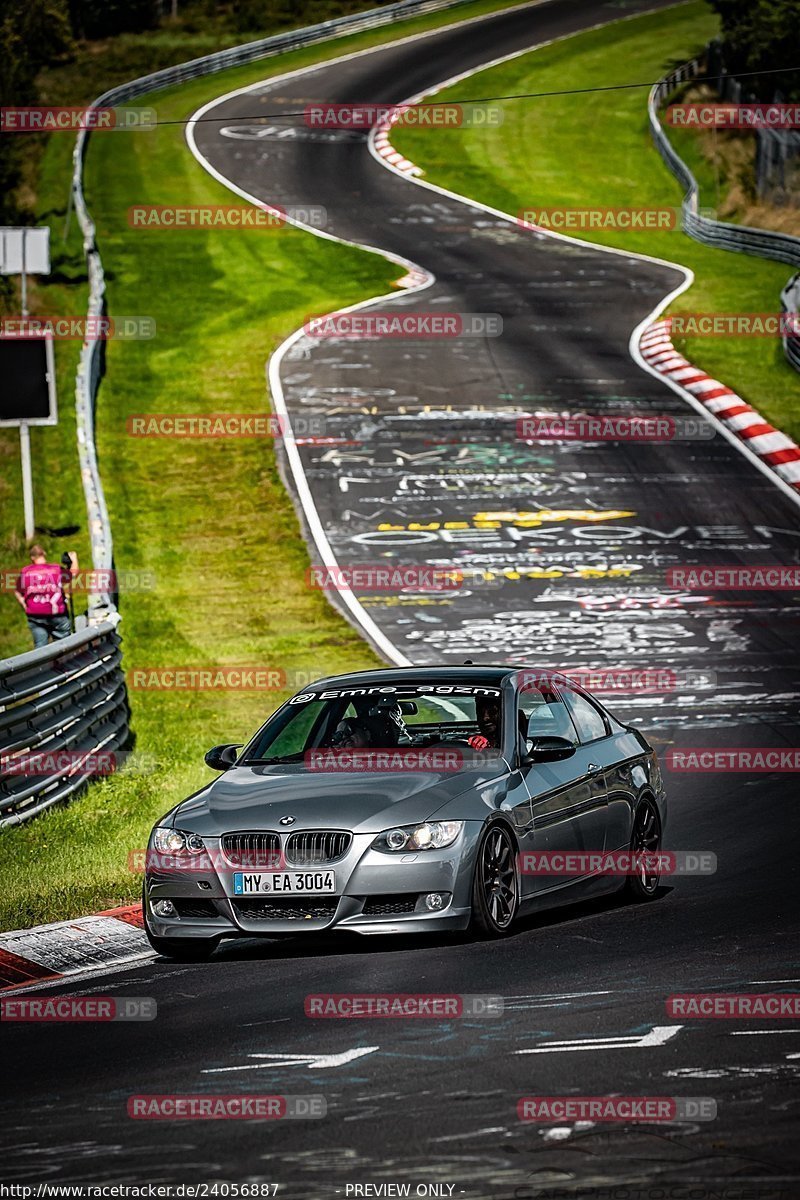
[1,0,796,227]
[708,0,798,100]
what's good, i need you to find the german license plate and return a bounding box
[233,870,336,895]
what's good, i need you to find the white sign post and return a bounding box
[19,425,34,540]
[0,227,54,540]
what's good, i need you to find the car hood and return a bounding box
[172,761,509,836]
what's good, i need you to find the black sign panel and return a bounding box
[0,338,54,424]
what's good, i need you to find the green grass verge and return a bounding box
[0,0,532,931]
[392,0,800,441]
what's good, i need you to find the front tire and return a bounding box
[470,824,519,937]
[143,884,220,960]
[624,797,662,902]
[145,926,220,960]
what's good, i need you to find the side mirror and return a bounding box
[204,743,241,771]
[524,736,576,763]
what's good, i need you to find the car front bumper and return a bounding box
[143,826,480,940]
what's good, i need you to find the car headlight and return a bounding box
[372,821,463,853]
[152,827,206,854]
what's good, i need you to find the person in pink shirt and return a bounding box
[15,544,79,649]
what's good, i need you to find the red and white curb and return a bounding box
[0,905,149,990]
[394,265,432,288]
[640,319,800,492]
[373,115,424,177]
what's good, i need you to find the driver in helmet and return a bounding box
[329,717,372,749]
[363,696,411,747]
[329,696,410,749]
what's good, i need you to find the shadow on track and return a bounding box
[145,883,674,966]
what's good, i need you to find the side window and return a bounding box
[518,686,579,746]
[560,687,608,743]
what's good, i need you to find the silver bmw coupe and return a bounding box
[143,666,666,958]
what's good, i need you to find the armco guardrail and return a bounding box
[648,57,800,373]
[0,620,129,828]
[69,0,473,619]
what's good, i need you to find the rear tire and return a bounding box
[624,797,662,902]
[470,824,519,937]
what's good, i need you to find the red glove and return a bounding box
[468,734,489,750]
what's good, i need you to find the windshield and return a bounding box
[242,682,504,763]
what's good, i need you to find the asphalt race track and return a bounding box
[3,0,800,1195]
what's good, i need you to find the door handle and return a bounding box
[587,763,601,774]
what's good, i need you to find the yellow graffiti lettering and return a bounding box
[472,509,635,527]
